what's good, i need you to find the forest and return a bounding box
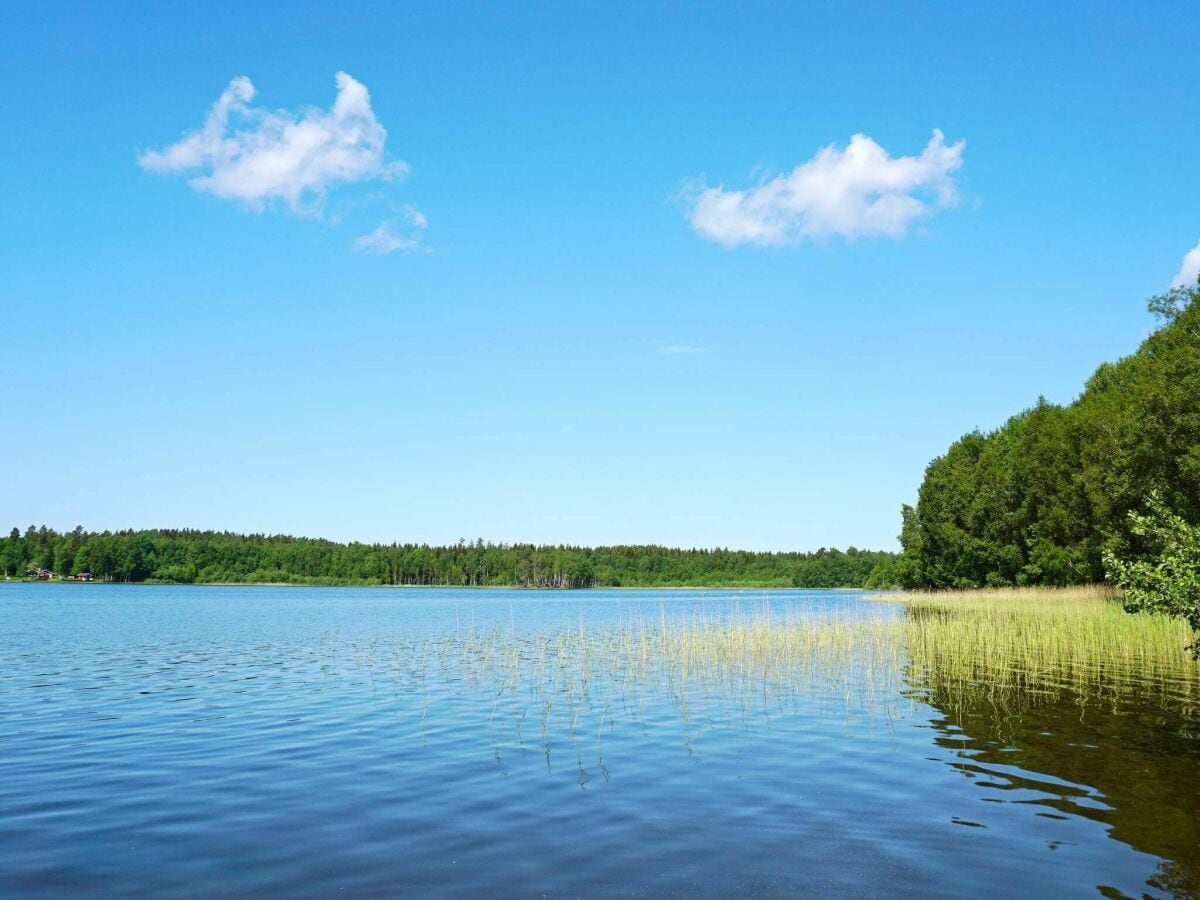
[0,526,899,589]
[899,279,1200,589]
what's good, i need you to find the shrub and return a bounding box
[1104,492,1200,656]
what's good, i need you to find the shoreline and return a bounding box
[1,578,879,591]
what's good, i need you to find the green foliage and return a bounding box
[0,526,895,589]
[900,279,1200,590]
[1104,493,1200,656]
[863,555,902,589]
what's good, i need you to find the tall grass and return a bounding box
[381,603,908,757]
[367,588,1199,756]
[891,585,1200,719]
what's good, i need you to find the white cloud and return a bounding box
[139,72,406,213]
[354,205,427,254]
[1171,239,1200,288]
[684,129,965,247]
[658,344,704,355]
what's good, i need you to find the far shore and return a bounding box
[1,577,880,591]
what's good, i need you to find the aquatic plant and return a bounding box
[378,601,910,762]
[891,586,1200,725]
[370,587,1199,762]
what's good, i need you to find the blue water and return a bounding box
[1,584,1195,897]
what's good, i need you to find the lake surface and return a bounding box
[1,584,1197,897]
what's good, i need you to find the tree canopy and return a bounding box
[899,280,1200,589]
[1,526,898,590]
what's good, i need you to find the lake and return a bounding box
[1,584,1197,897]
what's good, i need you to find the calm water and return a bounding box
[1,584,1197,897]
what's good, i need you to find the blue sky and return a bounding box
[2,2,1198,551]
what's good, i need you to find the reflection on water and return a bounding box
[911,652,1200,898]
[0,584,1197,897]
[896,589,1200,897]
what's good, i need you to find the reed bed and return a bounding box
[890,585,1200,719]
[356,588,1199,760]
[378,604,909,759]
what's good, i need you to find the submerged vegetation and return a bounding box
[899,281,1200,595]
[379,586,1198,758]
[0,526,898,589]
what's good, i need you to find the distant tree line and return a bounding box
[1,526,899,589]
[899,280,1200,589]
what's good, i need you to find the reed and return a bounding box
[375,587,1199,759]
[386,603,910,756]
[890,585,1200,719]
